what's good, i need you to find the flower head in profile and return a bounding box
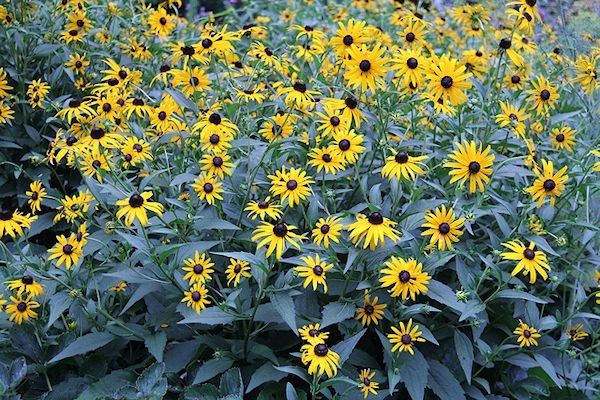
[358,368,379,398]
[381,150,428,181]
[0,209,35,239]
[495,101,530,139]
[181,283,210,314]
[5,275,44,298]
[388,318,427,355]
[300,342,340,378]
[225,258,251,287]
[421,205,465,251]
[379,257,431,300]
[444,140,495,193]
[566,324,588,342]
[356,291,386,326]
[347,212,400,251]
[299,323,329,345]
[295,254,334,293]
[501,240,550,284]
[115,192,164,226]
[244,197,282,221]
[251,221,306,260]
[514,320,541,347]
[525,159,568,207]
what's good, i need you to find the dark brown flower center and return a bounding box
[125,154,132,162]
[469,161,481,174]
[345,97,358,109]
[181,46,195,56]
[92,160,101,169]
[209,134,220,144]
[401,334,412,345]
[208,113,221,125]
[0,209,12,221]
[308,328,319,337]
[258,200,269,209]
[314,343,328,356]
[330,116,340,126]
[190,77,199,86]
[368,212,384,225]
[22,275,34,285]
[338,139,351,151]
[17,302,27,312]
[118,70,128,80]
[364,304,374,314]
[439,222,450,234]
[203,183,214,193]
[158,111,167,121]
[193,264,204,274]
[523,248,535,260]
[359,60,371,72]
[540,89,551,101]
[556,133,565,142]
[499,38,512,49]
[234,264,242,273]
[201,38,212,49]
[313,265,324,276]
[129,194,144,208]
[406,32,415,42]
[395,151,409,164]
[511,75,521,84]
[320,224,330,234]
[191,291,201,301]
[63,244,73,255]
[273,223,287,237]
[212,156,223,167]
[90,127,105,139]
[66,136,78,146]
[30,192,39,200]
[159,17,167,25]
[363,377,371,386]
[322,153,332,162]
[475,50,483,57]
[286,180,298,190]
[293,81,307,93]
[399,270,411,283]
[343,35,353,46]
[102,103,111,112]
[543,179,556,191]
[107,78,119,86]
[526,0,536,6]
[407,57,418,69]
[523,329,531,338]
[75,60,83,68]
[441,76,453,88]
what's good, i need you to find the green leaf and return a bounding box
[331,329,366,365]
[269,292,297,333]
[136,362,167,397]
[272,366,309,383]
[399,349,428,399]
[179,306,236,325]
[8,357,26,389]
[286,382,299,400]
[145,331,167,363]
[46,292,72,328]
[183,384,220,400]
[459,300,486,322]
[321,301,355,328]
[428,280,464,313]
[193,358,234,385]
[454,330,474,384]
[495,290,548,304]
[220,368,243,397]
[533,354,563,388]
[246,362,287,393]
[249,343,279,365]
[427,360,466,400]
[120,283,160,315]
[49,332,114,364]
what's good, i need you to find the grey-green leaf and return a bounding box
[321,301,355,328]
[220,368,243,397]
[270,292,297,333]
[193,358,234,385]
[454,330,474,383]
[427,360,466,400]
[145,331,167,363]
[49,332,114,364]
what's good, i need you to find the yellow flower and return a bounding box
[191,173,224,205]
[358,368,379,398]
[115,192,164,227]
[566,324,588,342]
[299,323,330,345]
[388,318,427,355]
[0,209,35,239]
[48,233,82,270]
[526,76,560,116]
[6,295,40,325]
[525,159,568,208]
[25,181,46,214]
[225,258,251,287]
[109,281,127,292]
[181,283,211,314]
[501,240,550,284]
[381,150,428,181]
[5,275,44,298]
[244,197,283,221]
[514,320,541,347]
[251,221,306,260]
[268,166,314,208]
[444,140,495,193]
[182,251,214,284]
[379,257,431,300]
[425,54,473,106]
[549,126,576,152]
[344,44,390,93]
[421,205,465,251]
[311,216,343,249]
[347,212,400,251]
[295,254,334,293]
[300,342,340,378]
[356,292,386,326]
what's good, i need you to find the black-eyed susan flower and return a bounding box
[397,17,428,48]
[181,283,210,314]
[321,96,366,129]
[498,37,525,68]
[525,159,568,207]
[307,147,346,175]
[550,126,575,152]
[171,67,211,97]
[115,192,164,227]
[182,251,214,284]
[199,152,234,179]
[331,130,365,164]
[573,55,598,95]
[299,323,329,345]
[244,197,283,221]
[54,190,94,224]
[0,67,13,98]
[507,0,542,25]
[347,212,400,251]
[200,131,233,154]
[26,181,46,214]
[356,292,386,326]
[311,216,343,248]
[0,102,14,124]
[496,101,531,138]
[55,98,96,124]
[566,324,589,342]
[421,205,465,251]
[444,140,495,193]
[147,7,176,37]
[121,137,152,168]
[381,150,428,181]
[379,257,431,300]
[225,258,251,287]
[78,147,112,183]
[501,240,550,284]
[388,318,426,355]
[6,295,40,325]
[109,281,127,292]
[259,113,296,142]
[295,254,334,293]
[300,342,340,378]
[393,47,426,88]
[191,173,224,205]
[315,104,351,139]
[514,320,541,347]
[5,275,44,298]
[277,80,321,110]
[425,54,472,106]
[268,166,314,208]
[344,44,390,93]
[48,233,82,270]
[358,368,379,398]
[526,76,560,116]
[330,19,368,58]
[251,221,306,260]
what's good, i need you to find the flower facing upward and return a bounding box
[299,323,330,345]
[444,140,495,193]
[381,150,428,181]
[300,342,340,378]
[566,324,589,342]
[47,233,82,270]
[425,54,473,106]
[182,251,214,284]
[181,283,210,314]
[526,76,560,116]
[344,44,390,93]
[421,205,465,251]
[356,292,387,326]
[295,254,334,293]
[6,275,44,298]
[225,258,251,287]
[550,126,576,152]
[251,221,306,260]
[311,216,343,248]
[379,257,431,300]
[244,197,283,221]
[525,159,568,208]
[514,320,541,347]
[6,295,40,325]
[347,212,400,250]
[501,240,550,284]
[358,369,379,398]
[268,166,314,208]
[388,318,426,355]
[115,192,164,227]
